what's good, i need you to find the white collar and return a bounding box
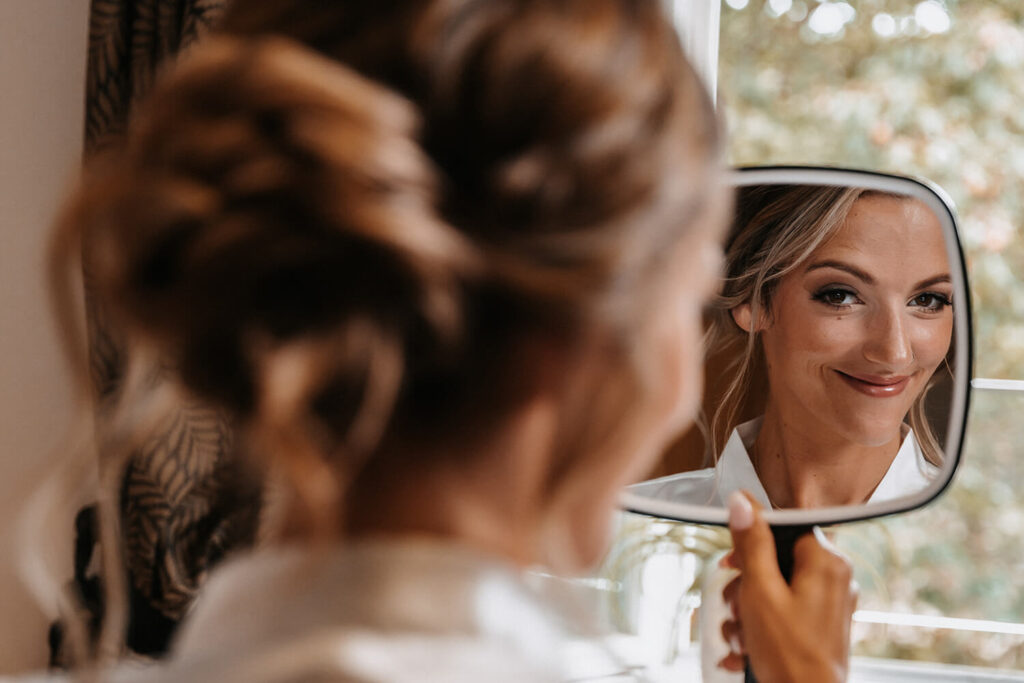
[716,418,936,508]
[715,417,772,508]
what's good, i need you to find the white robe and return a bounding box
[628,417,939,508]
[6,541,641,683]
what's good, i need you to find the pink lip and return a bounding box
[835,371,911,397]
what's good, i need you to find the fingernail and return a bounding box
[728,492,754,531]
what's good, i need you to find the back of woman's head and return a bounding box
[220,0,721,305]
[64,38,474,454]
[57,0,724,534]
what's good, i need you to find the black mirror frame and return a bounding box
[620,165,974,528]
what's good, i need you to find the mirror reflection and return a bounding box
[630,183,956,510]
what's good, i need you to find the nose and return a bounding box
[862,305,914,370]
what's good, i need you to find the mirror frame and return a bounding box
[621,166,974,527]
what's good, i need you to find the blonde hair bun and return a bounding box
[70,37,477,443]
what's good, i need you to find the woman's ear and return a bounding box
[731,303,764,333]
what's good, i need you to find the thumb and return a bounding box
[728,491,783,585]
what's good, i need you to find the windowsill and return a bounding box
[850,657,1024,683]
[566,636,1024,682]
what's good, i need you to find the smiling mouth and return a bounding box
[835,371,912,397]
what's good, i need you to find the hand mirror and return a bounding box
[623,166,972,528]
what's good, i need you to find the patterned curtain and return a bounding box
[53,0,262,664]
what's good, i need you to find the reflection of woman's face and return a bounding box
[758,195,953,448]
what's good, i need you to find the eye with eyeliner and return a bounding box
[811,284,862,309]
[909,291,953,312]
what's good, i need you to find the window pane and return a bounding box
[837,388,1024,668]
[720,0,1024,379]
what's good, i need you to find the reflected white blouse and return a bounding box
[628,417,939,508]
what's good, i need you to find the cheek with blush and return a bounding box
[764,298,867,394]
[806,315,869,375]
[911,316,954,376]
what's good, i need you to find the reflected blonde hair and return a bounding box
[704,185,950,467]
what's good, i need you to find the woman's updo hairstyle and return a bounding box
[216,0,726,501]
[60,37,477,483]
[221,0,723,321]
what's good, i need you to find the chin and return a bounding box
[840,417,907,448]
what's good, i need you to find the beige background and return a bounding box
[0,0,90,674]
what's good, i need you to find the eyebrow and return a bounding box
[911,274,953,290]
[805,260,875,285]
[805,260,952,291]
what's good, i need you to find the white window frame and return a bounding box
[667,0,721,102]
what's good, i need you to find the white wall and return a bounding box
[0,1,90,674]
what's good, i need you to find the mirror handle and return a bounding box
[743,524,815,683]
